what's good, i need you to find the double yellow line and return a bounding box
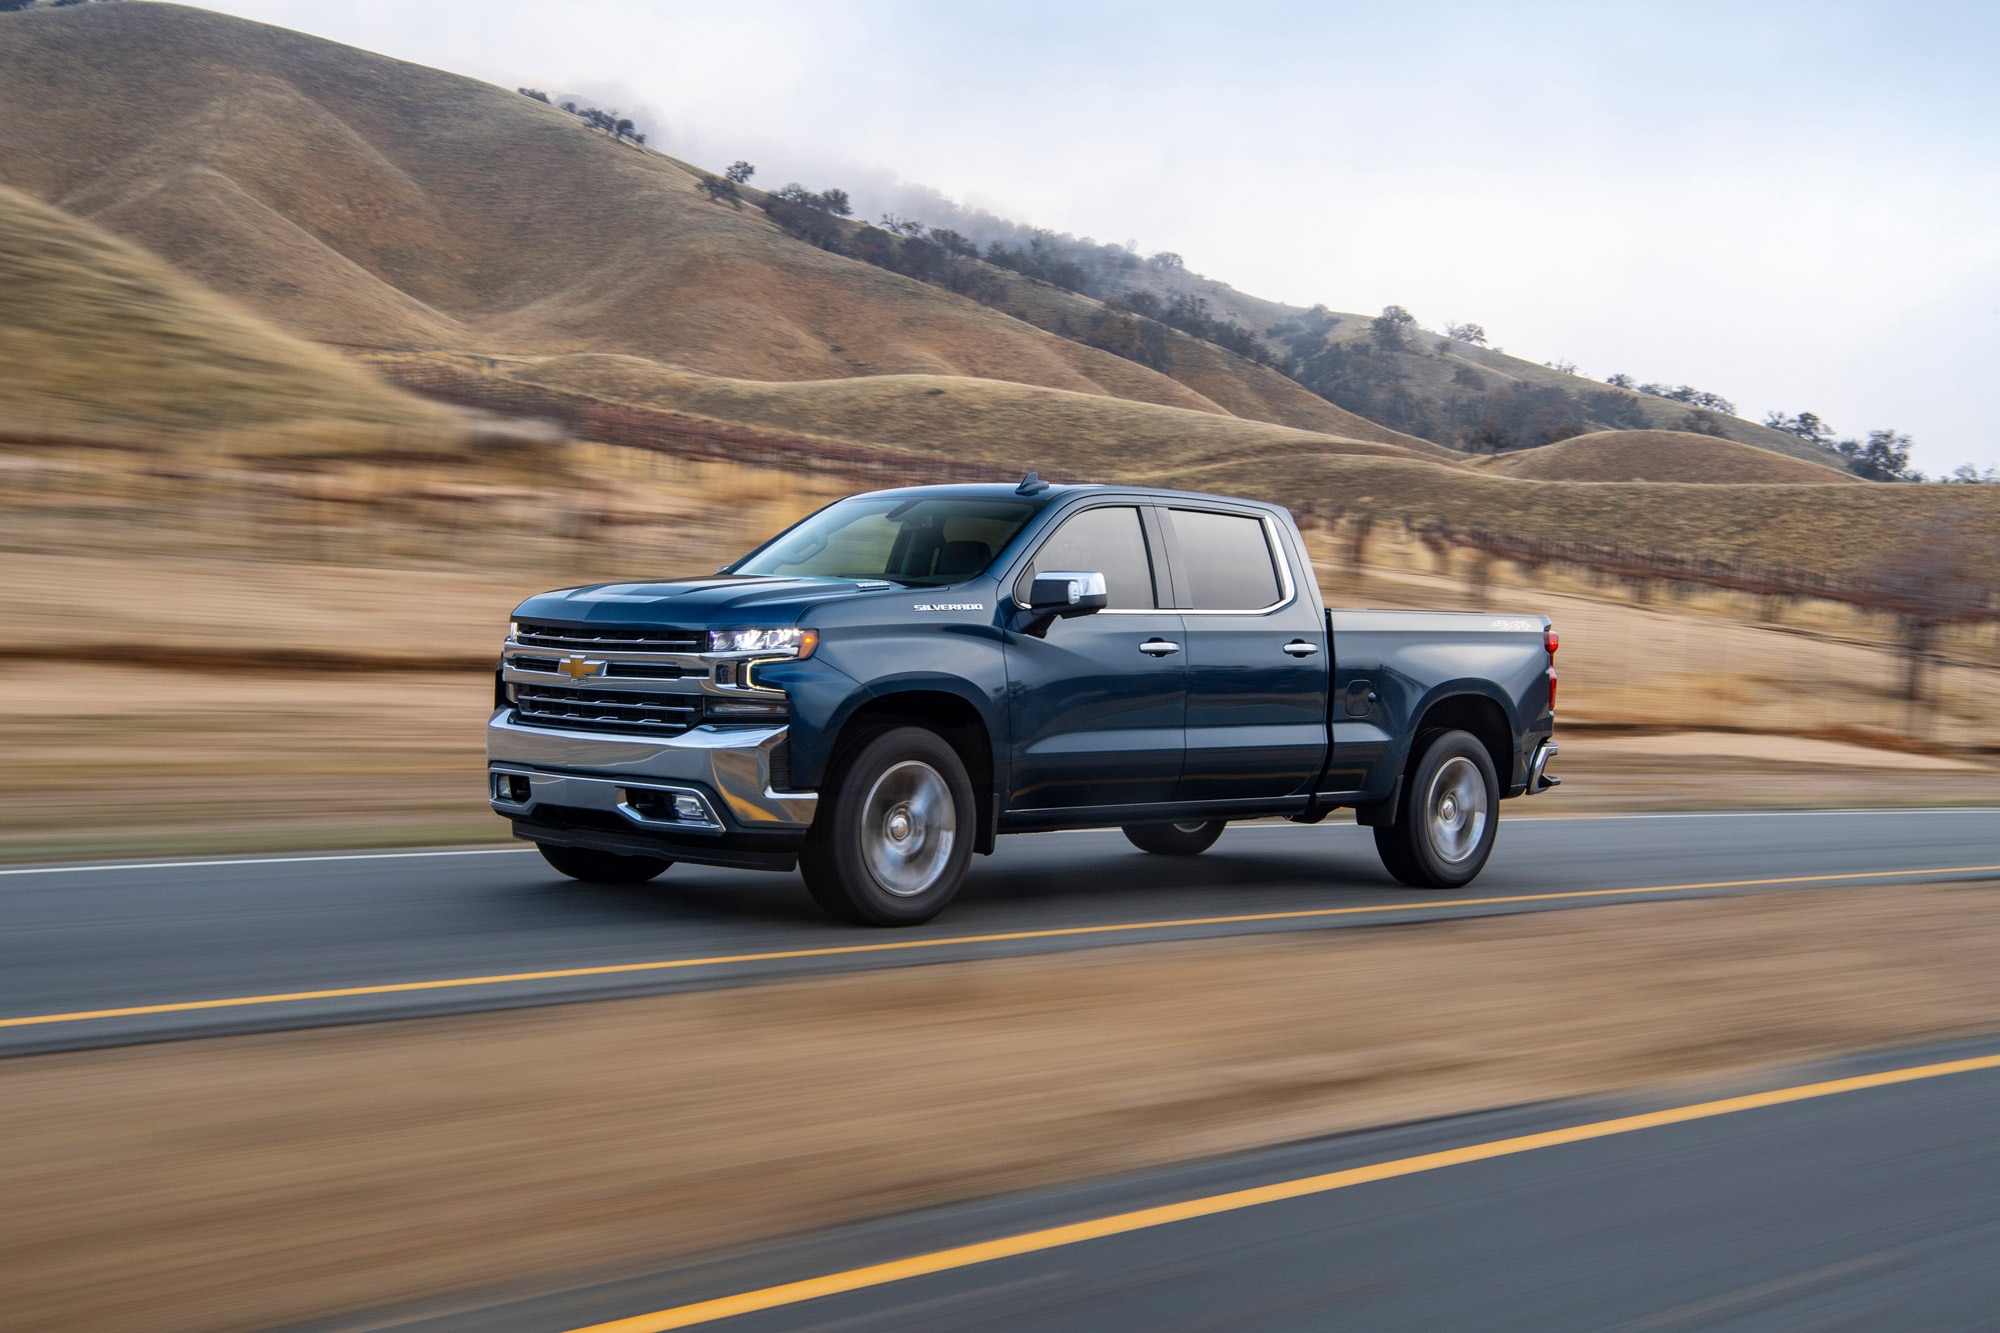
[560,1050,2000,1331]
[5,863,1997,1031]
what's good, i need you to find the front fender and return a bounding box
[767,664,1008,791]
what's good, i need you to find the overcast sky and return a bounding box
[200,0,2000,473]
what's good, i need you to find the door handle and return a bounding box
[1138,639,1181,656]
[1283,640,1320,657]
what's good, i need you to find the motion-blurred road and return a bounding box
[5,808,1999,1054]
[380,1037,2000,1333]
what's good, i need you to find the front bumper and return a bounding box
[486,711,818,832]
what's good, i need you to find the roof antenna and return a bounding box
[1016,471,1050,495]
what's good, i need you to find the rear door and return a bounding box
[1002,504,1186,811]
[1163,506,1329,802]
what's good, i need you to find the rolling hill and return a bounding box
[0,0,1433,457]
[1481,431,1860,485]
[0,183,444,443]
[492,354,1453,473]
[1,1,1992,586]
[870,201,1841,462]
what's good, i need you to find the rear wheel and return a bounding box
[801,726,976,926]
[1372,729,1498,888]
[1122,820,1226,856]
[536,842,672,884]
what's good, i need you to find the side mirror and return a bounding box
[1017,571,1108,638]
[1028,571,1110,614]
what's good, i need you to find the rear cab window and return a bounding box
[1165,508,1284,611]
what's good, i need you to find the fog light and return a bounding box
[673,794,707,822]
[492,773,531,803]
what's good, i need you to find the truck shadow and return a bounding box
[515,838,1416,930]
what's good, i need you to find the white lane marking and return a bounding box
[0,847,533,877]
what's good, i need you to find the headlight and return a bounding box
[508,620,519,639]
[707,627,818,658]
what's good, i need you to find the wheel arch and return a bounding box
[824,684,1000,854]
[1408,688,1515,793]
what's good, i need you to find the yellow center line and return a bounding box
[559,1050,2000,1332]
[5,862,1998,1031]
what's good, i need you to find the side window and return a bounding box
[1169,509,1283,610]
[1016,506,1157,610]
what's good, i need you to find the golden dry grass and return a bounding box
[1483,430,1860,484]
[0,1,1311,434]
[0,185,443,439]
[1175,452,2000,578]
[508,353,1448,474]
[8,883,2000,1331]
[7,515,1999,862]
[5,0,1980,579]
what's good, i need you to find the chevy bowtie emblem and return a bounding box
[560,654,607,679]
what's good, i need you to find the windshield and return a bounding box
[731,496,1038,586]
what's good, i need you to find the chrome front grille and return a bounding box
[514,622,706,653]
[510,655,689,680]
[511,684,701,736]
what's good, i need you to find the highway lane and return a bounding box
[348,1037,2000,1333]
[5,808,1999,1053]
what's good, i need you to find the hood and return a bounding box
[512,575,893,626]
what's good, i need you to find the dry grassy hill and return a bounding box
[497,353,1452,474]
[0,183,444,444]
[975,236,1838,464]
[1,1,1992,589]
[1160,452,1997,579]
[0,1,1421,459]
[1481,431,1860,485]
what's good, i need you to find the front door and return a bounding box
[1165,506,1329,802]
[1003,504,1186,811]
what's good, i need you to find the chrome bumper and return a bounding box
[485,712,818,830]
[1526,739,1561,795]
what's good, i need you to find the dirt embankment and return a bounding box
[7,881,2000,1331]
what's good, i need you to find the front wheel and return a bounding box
[801,726,976,926]
[1122,820,1226,856]
[1373,729,1498,888]
[536,842,672,884]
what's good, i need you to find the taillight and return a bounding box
[1548,669,1558,711]
[1544,625,1559,657]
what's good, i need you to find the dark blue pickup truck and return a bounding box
[488,479,1559,924]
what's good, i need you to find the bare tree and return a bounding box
[1871,514,1993,717]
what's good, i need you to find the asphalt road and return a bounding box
[5,808,2000,1053]
[310,1036,2000,1333]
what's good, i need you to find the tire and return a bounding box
[801,726,976,926]
[1122,820,1226,856]
[536,842,672,884]
[1372,729,1499,889]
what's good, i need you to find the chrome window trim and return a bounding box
[1160,510,1297,617]
[1008,500,1171,616]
